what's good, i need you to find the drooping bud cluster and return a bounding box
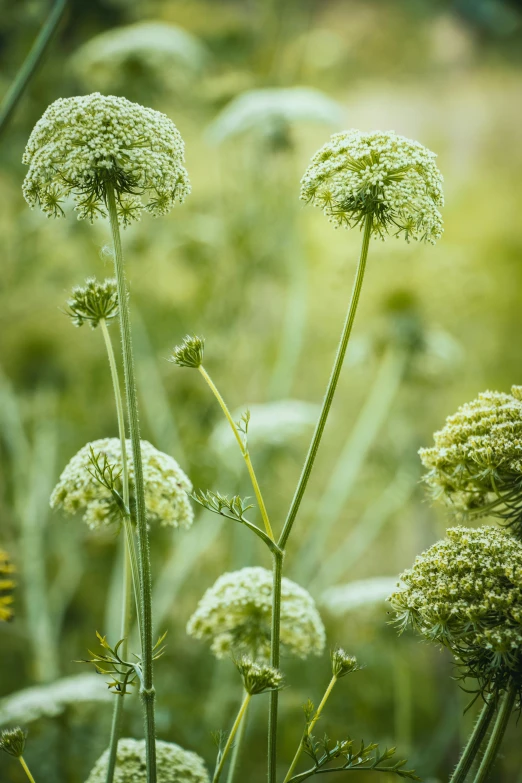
[235,657,284,695]
[331,648,360,679]
[50,438,193,530]
[300,130,443,243]
[85,738,209,783]
[187,566,325,661]
[419,386,522,533]
[66,277,118,329]
[22,92,190,225]
[170,335,205,369]
[388,526,522,692]
[0,727,26,758]
[0,549,15,623]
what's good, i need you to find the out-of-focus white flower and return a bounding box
[321,577,398,616]
[85,738,209,783]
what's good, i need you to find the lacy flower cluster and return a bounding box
[420,386,522,529]
[22,93,190,224]
[187,566,325,660]
[0,549,15,623]
[300,130,443,243]
[85,738,209,783]
[50,438,193,529]
[389,526,522,689]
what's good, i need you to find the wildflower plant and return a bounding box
[65,277,119,329]
[0,728,36,783]
[24,92,192,782]
[85,738,209,783]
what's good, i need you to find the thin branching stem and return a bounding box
[226,690,250,783]
[268,215,372,783]
[449,695,497,783]
[198,365,275,541]
[213,692,252,783]
[284,675,338,782]
[106,183,157,783]
[473,682,516,783]
[0,0,67,136]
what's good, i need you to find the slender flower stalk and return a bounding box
[19,757,37,783]
[213,693,252,783]
[449,697,497,783]
[0,729,37,783]
[473,682,516,783]
[225,693,249,783]
[197,362,274,541]
[106,182,157,782]
[0,0,67,137]
[267,213,372,782]
[283,675,337,783]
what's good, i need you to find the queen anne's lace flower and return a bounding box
[50,438,193,530]
[0,550,15,623]
[419,386,522,531]
[300,130,443,243]
[22,93,190,225]
[187,566,325,660]
[389,526,522,691]
[66,277,118,328]
[85,738,209,783]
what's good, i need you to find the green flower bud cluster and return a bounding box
[50,438,193,530]
[419,386,522,532]
[235,657,284,695]
[389,526,522,691]
[66,277,118,329]
[0,549,15,623]
[85,738,209,783]
[301,130,443,243]
[0,727,26,758]
[187,566,325,661]
[170,335,205,369]
[331,648,360,679]
[22,92,190,225]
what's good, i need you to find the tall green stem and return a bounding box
[19,756,36,783]
[213,692,252,783]
[449,695,497,783]
[473,683,516,783]
[284,674,338,783]
[0,0,67,137]
[198,365,275,541]
[267,215,372,783]
[106,183,157,783]
[100,318,141,783]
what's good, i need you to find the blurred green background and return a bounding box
[1,0,522,780]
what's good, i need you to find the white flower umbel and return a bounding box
[22,92,190,225]
[85,738,209,783]
[300,130,444,243]
[51,438,193,530]
[187,566,325,660]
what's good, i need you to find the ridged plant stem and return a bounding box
[267,214,372,783]
[449,696,497,783]
[0,0,67,136]
[473,683,516,783]
[106,183,157,783]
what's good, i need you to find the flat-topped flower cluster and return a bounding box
[187,566,325,660]
[22,92,190,224]
[85,738,209,783]
[389,526,522,687]
[51,438,193,529]
[300,130,443,243]
[419,386,522,523]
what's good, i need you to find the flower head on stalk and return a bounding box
[0,728,26,758]
[85,738,209,783]
[301,130,443,243]
[170,335,205,369]
[187,566,325,661]
[22,92,190,225]
[235,657,284,695]
[50,438,193,530]
[331,648,360,678]
[388,526,522,696]
[0,549,15,623]
[419,386,522,534]
[66,277,118,329]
